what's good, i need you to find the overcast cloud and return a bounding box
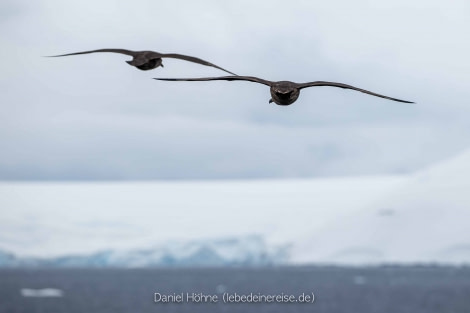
[1,0,470,180]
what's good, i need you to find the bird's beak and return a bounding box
[269,99,273,104]
[161,64,164,68]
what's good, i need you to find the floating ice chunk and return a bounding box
[353,275,366,285]
[20,288,64,297]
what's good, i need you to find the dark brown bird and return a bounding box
[154,75,414,105]
[47,48,236,75]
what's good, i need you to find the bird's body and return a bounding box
[269,81,301,105]
[47,48,236,75]
[154,75,414,105]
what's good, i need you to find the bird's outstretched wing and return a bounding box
[154,75,272,86]
[45,48,138,58]
[298,81,414,103]
[160,54,236,75]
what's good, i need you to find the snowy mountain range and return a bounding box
[1,148,470,267]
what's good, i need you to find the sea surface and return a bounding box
[1,266,469,313]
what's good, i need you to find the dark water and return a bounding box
[1,266,470,313]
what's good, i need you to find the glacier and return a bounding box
[0,176,403,259]
[0,235,289,267]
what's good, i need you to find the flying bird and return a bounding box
[154,76,414,105]
[47,48,237,75]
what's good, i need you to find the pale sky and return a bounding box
[1,0,470,180]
